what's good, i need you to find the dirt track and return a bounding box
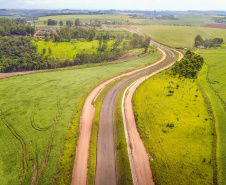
[71,47,167,185]
[122,46,183,185]
[95,45,175,185]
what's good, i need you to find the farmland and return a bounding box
[0,52,161,185]
[132,70,214,184]
[198,47,226,184]
[134,25,226,48]
[32,14,215,28]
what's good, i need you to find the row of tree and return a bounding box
[47,18,81,26]
[171,50,204,79]
[0,18,35,36]
[194,35,223,48]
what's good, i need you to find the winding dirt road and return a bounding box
[95,45,175,185]
[71,47,167,185]
[122,46,183,185]
[71,28,181,185]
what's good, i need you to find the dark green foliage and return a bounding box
[0,18,35,36]
[60,21,63,26]
[194,35,223,48]
[171,50,204,79]
[75,18,80,26]
[66,20,73,27]
[47,19,57,26]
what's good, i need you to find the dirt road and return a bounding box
[71,47,167,185]
[122,47,183,185]
[95,46,175,185]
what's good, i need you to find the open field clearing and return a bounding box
[132,70,214,184]
[0,52,160,185]
[36,40,101,60]
[134,25,226,48]
[198,47,226,184]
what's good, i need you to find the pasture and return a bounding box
[0,52,161,185]
[133,70,214,184]
[135,25,226,48]
[198,47,226,184]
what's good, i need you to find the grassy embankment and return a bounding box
[198,46,226,185]
[132,69,214,184]
[135,25,226,48]
[0,52,161,185]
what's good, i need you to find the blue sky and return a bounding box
[1,0,226,10]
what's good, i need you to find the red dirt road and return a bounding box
[71,48,166,185]
[122,46,183,185]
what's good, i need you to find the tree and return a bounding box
[75,18,80,26]
[66,20,73,27]
[194,35,204,47]
[60,21,63,26]
[43,48,46,54]
[88,27,96,41]
[47,19,57,26]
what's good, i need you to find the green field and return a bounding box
[198,47,226,185]
[134,25,226,48]
[0,52,161,185]
[133,70,214,184]
[142,15,214,27]
[36,39,101,59]
[33,14,215,28]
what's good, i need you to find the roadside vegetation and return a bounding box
[0,51,160,185]
[133,68,215,184]
[198,46,226,184]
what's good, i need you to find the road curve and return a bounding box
[95,45,175,185]
[71,47,167,185]
[122,46,183,185]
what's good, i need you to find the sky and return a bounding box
[1,0,226,11]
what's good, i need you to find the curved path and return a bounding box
[95,45,175,185]
[122,45,183,185]
[71,47,167,185]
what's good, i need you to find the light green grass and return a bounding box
[35,39,100,59]
[198,47,226,185]
[142,15,214,27]
[133,70,214,184]
[0,52,161,185]
[134,25,226,48]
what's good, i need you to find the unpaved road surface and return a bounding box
[122,47,183,185]
[71,48,167,185]
[95,46,175,185]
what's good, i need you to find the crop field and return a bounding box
[142,15,214,27]
[132,70,214,184]
[198,47,226,184]
[134,25,226,48]
[32,14,215,28]
[0,52,161,185]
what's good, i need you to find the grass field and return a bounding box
[198,47,226,185]
[0,52,161,185]
[132,70,214,184]
[134,25,226,48]
[33,14,215,28]
[142,15,214,27]
[35,39,101,59]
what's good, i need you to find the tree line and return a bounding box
[171,50,204,79]
[0,18,35,36]
[194,35,223,48]
[0,30,152,72]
